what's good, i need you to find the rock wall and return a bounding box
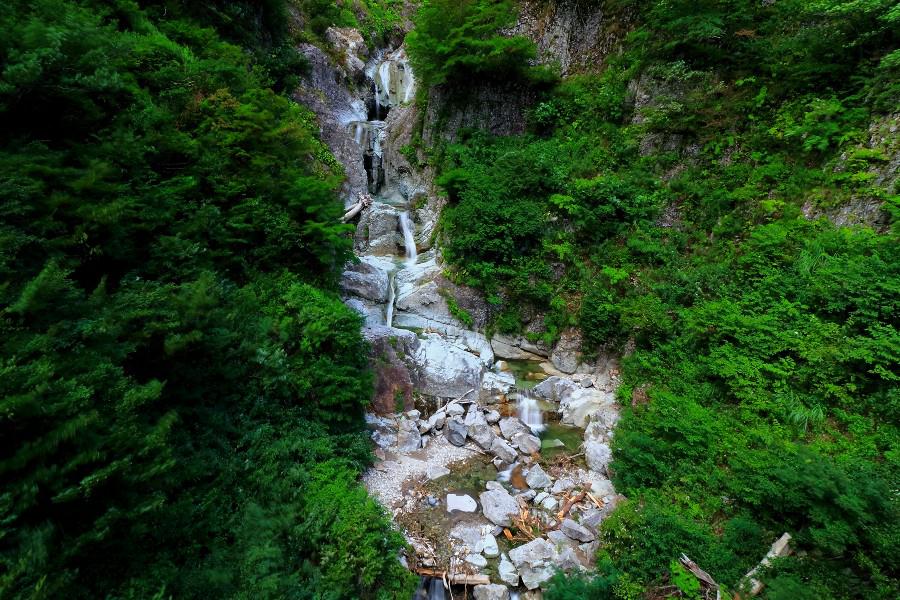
[513,0,634,76]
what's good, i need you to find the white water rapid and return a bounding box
[517,389,545,435]
[399,212,418,265]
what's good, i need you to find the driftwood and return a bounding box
[679,554,721,600]
[340,193,372,222]
[413,568,490,587]
[557,482,591,521]
[738,533,792,598]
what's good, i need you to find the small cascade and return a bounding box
[385,271,397,327]
[399,212,418,265]
[517,388,545,434]
[373,48,416,116]
[348,120,386,193]
[410,577,445,600]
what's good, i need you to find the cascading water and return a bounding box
[385,272,397,327]
[410,577,446,600]
[399,212,418,265]
[517,388,545,434]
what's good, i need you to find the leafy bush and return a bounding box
[0,2,410,598]
[406,0,536,87]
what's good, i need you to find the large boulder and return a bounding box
[397,419,422,452]
[340,257,390,302]
[585,441,612,472]
[364,203,401,254]
[550,328,582,374]
[472,583,509,600]
[473,584,510,600]
[465,410,495,450]
[490,333,550,361]
[362,325,419,413]
[490,438,518,464]
[481,370,516,400]
[413,334,485,398]
[480,488,519,527]
[344,297,384,327]
[445,416,468,446]
[508,538,559,590]
[511,432,541,455]
[535,376,618,428]
[533,376,576,402]
[365,413,397,448]
[499,417,529,440]
[525,464,552,490]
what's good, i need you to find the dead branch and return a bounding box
[557,482,591,521]
[737,533,792,598]
[340,193,372,222]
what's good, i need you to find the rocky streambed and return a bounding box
[297,29,626,599]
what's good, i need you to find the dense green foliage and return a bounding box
[418,0,899,597]
[300,0,407,46]
[0,1,414,597]
[406,0,537,87]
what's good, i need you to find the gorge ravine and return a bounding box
[297,32,626,598]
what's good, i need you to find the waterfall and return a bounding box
[428,578,446,600]
[517,389,545,434]
[410,577,445,600]
[385,272,397,327]
[399,212,417,264]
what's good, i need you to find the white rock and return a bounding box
[426,465,450,481]
[446,403,465,417]
[512,432,541,454]
[525,464,552,489]
[490,438,518,464]
[466,553,488,568]
[540,496,559,511]
[508,538,558,590]
[481,370,516,399]
[499,417,528,440]
[551,478,575,494]
[560,518,596,542]
[447,494,477,513]
[480,533,500,558]
[533,492,549,505]
[397,419,422,452]
[585,441,612,472]
[480,489,519,527]
[473,584,510,600]
[413,334,485,398]
[498,553,520,586]
[340,257,390,302]
[466,409,496,450]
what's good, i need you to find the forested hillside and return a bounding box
[0,1,412,597]
[406,1,899,598]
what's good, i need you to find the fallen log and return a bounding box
[340,193,373,222]
[341,201,365,222]
[738,533,792,598]
[411,568,490,587]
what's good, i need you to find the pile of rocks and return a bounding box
[364,366,624,596]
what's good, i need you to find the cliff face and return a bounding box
[513,0,634,76]
[420,1,633,144]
